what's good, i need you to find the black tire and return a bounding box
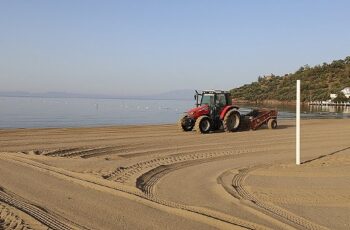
[267,119,277,129]
[178,115,194,131]
[223,109,241,132]
[195,116,211,134]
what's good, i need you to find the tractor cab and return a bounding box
[195,90,233,122]
[195,90,232,108]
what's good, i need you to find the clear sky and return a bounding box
[1,1,350,96]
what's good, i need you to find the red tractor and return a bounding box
[178,90,241,134]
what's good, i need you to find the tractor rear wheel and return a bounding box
[195,116,211,134]
[178,115,194,131]
[223,109,241,132]
[267,119,277,129]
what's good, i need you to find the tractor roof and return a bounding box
[202,90,230,94]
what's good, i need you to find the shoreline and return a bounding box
[1,116,349,131]
[235,99,303,105]
[0,122,176,131]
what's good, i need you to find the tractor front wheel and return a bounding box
[195,116,211,134]
[178,115,194,131]
[223,109,241,132]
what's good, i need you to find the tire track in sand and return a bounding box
[230,166,329,230]
[104,145,289,184]
[22,134,295,159]
[136,158,329,230]
[33,143,148,158]
[1,154,266,230]
[135,156,295,230]
[0,187,86,230]
[0,202,33,230]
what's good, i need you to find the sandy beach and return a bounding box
[0,119,349,230]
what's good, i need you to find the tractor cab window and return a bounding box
[216,94,227,106]
[201,94,215,106]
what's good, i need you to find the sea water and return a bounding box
[0,96,349,129]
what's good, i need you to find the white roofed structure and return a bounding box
[341,87,350,98]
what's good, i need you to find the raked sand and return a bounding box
[0,119,349,229]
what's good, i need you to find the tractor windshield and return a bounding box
[201,94,215,106]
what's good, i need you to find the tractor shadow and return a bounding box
[275,124,294,130]
[238,124,294,132]
[207,124,294,134]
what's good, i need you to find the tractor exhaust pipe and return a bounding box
[195,90,200,107]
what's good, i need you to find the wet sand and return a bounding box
[0,119,349,229]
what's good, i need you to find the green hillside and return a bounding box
[230,56,350,102]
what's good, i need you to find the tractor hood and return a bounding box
[187,105,210,118]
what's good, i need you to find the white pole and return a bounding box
[296,80,301,165]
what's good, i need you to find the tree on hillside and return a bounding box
[230,56,350,102]
[333,92,349,103]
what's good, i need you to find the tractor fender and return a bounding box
[220,105,239,120]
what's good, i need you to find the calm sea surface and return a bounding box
[0,96,349,129]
